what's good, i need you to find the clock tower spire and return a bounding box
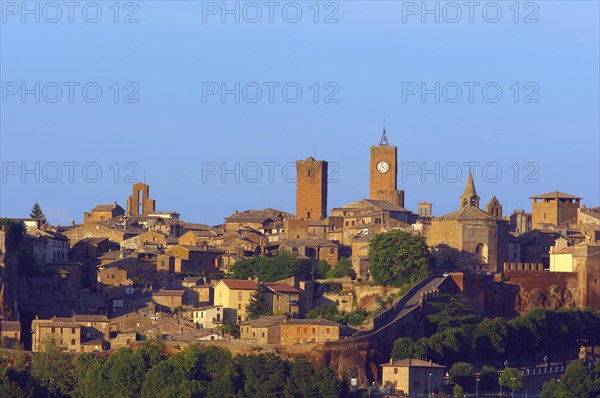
[369,128,405,207]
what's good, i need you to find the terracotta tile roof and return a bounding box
[219,279,258,290]
[530,191,582,200]
[92,204,123,212]
[381,359,445,368]
[438,206,497,221]
[263,283,301,294]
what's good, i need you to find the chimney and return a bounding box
[390,358,393,364]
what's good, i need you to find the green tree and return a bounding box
[540,378,560,398]
[136,334,167,369]
[103,347,146,397]
[0,219,26,253]
[231,252,312,282]
[314,364,343,398]
[326,258,356,279]
[30,336,74,396]
[426,293,479,333]
[391,337,426,361]
[71,352,97,398]
[368,229,430,286]
[449,362,475,392]
[554,360,600,398]
[499,367,524,395]
[30,202,47,225]
[246,288,272,320]
[306,304,339,323]
[479,365,498,391]
[473,317,509,361]
[314,260,331,279]
[453,384,464,397]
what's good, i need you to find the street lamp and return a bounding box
[428,373,432,396]
[510,377,516,398]
[544,355,548,372]
[476,377,480,398]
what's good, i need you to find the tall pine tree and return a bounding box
[246,288,271,319]
[30,202,47,225]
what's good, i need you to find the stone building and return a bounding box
[183,305,225,328]
[126,182,156,216]
[240,316,286,344]
[427,172,509,273]
[279,318,340,344]
[369,129,405,207]
[224,208,291,234]
[213,279,258,322]
[330,199,415,245]
[32,316,81,352]
[531,191,581,229]
[381,359,445,396]
[261,283,302,316]
[296,157,328,221]
[152,290,186,310]
[84,202,125,223]
[0,320,21,348]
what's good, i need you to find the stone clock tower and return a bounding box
[369,129,405,207]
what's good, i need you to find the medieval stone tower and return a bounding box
[486,196,503,218]
[126,182,156,216]
[369,129,405,207]
[296,157,328,221]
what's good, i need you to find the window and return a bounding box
[51,327,55,333]
[326,327,330,333]
[394,367,398,375]
[238,292,243,300]
[238,304,242,310]
[262,332,265,337]
[72,328,76,334]
[307,170,311,177]
[71,339,75,346]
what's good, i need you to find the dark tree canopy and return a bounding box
[368,229,430,286]
[246,288,272,319]
[231,251,312,282]
[30,203,47,225]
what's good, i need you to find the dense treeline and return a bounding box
[0,337,347,398]
[230,252,313,282]
[392,307,600,367]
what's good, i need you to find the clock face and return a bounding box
[376,161,389,174]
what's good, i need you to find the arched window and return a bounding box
[475,243,488,263]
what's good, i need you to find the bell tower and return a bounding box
[369,129,405,207]
[460,171,480,208]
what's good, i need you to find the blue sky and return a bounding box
[1,1,599,225]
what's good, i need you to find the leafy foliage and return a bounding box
[425,293,479,333]
[306,305,369,326]
[391,307,600,369]
[499,367,524,393]
[540,360,600,398]
[30,202,47,225]
[1,344,346,398]
[368,229,430,286]
[325,258,356,279]
[246,288,272,320]
[231,252,312,282]
[449,362,475,391]
[0,218,26,253]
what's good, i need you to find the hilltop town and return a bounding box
[1,130,599,397]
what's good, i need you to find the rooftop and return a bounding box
[531,191,582,200]
[219,279,258,290]
[381,359,445,368]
